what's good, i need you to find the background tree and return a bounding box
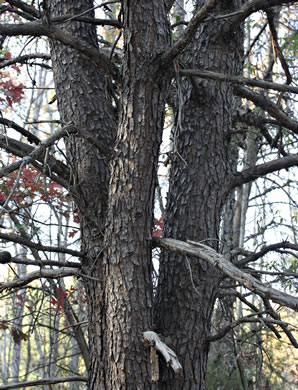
[0,1,297,389]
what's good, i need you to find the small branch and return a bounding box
[11,256,81,268]
[226,0,296,31]
[0,134,70,185]
[230,154,298,189]
[179,69,298,94]
[263,298,298,348]
[0,123,76,186]
[143,331,183,377]
[0,376,87,390]
[0,21,119,80]
[0,53,50,70]
[266,7,292,106]
[0,268,78,293]
[0,231,84,258]
[6,0,40,19]
[51,15,122,28]
[234,85,298,134]
[0,4,36,21]
[0,118,41,144]
[153,238,298,311]
[237,242,298,267]
[206,315,294,342]
[236,110,288,156]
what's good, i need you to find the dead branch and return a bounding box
[179,69,298,94]
[0,268,78,293]
[153,238,298,311]
[0,231,84,258]
[234,85,298,134]
[143,331,183,378]
[0,376,87,390]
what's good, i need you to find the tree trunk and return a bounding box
[154,1,245,388]
[49,0,170,388]
[101,2,170,387]
[49,0,116,388]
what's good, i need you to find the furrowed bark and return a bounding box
[48,1,116,388]
[154,1,245,389]
[101,2,171,388]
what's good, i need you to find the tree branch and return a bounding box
[237,242,298,267]
[0,231,84,258]
[179,69,298,94]
[230,154,298,189]
[153,238,298,311]
[0,376,87,390]
[0,134,70,185]
[0,268,78,293]
[262,297,298,348]
[51,14,122,28]
[6,0,40,19]
[11,256,81,268]
[0,53,51,70]
[226,0,296,31]
[206,315,296,344]
[0,124,76,187]
[161,0,217,66]
[234,85,298,134]
[236,110,289,156]
[0,4,36,21]
[143,331,183,377]
[0,21,118,79]
[0,118,41,144]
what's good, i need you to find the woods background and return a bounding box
[0,1,297,389]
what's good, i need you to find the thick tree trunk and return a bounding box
[101,2,170,388]
[154,1,244,389]
[49,0,116,388]
[50,0,171,388]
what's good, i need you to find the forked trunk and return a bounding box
[154,1,244,388]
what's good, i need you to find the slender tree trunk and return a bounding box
[11,261,26,382]
[154,1,245,388]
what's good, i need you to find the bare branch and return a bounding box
[226,0,296,31]
[11,256,81,268]
[0,268,78,292]
[0,53,51,70]
[0,118,41,144]
[179,69,298,94]
[0,134,70,184]
[234,85,298,134]
[206,315,296,343]
[0,376,87,390]
[0,21,118,79]
[0,124,75,187]
[51,14,122,28]
[153,238,298,311]
[0,231,84,258]
[263,298,298,347]
[230,154,298,189]
[0,4,36,21]
[143,331,183,376]
[6,0,40,19]
[237,242,298,267]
